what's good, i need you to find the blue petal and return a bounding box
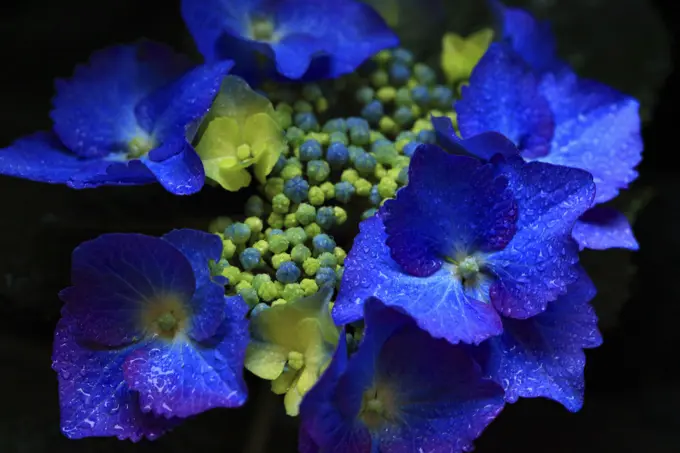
[372,307,505,452]
[492,1,566,74]
[162,229,223,286]
[333,215,503,345]
[432,116,519,160]
[538,70,642,204]
[0,132,120,185]
[475,268,602,412]
[142,138,205,195]
[59,233,196,347]
[299,334,373,452]
[51,41,192,157]
[123,295,249,418]
[52,317,175,441]
[457,43,554,158]
[383,144,517,277]
[181,0,397,80]
[572,207,639,251]
[136,60,233,140]
[487,157,595,319]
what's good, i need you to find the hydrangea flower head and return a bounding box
[245,287,339,416]
[195,76,286,191]
[0,42,233,195]
[52,229,249,440]
[334,140,595,345]
[181,0,399,80]
[453,4,643,250]
[299,297,505,453]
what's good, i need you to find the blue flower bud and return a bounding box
[403,141,421,157]
[389,62,411,85]
[316,206,336,230]
[417,129,436,144]
[355,86,374,105]
[334,181,356,203]
[326,142,350,168]
[328,131,348,145]
[323,118,348,133]
[283,176,310,203]
[397,166,409,185]
[354,151,377,175]
[349,125,370,146]
[431,85,454,110]
[225,222,251,244]
[369,185,381,206]
[299,139,323,161]
[239,247,261,270]
[392,48,414,66]
[268,229,284,238]
[346,117,369,130]
[394,106,414,127]
[276,261,302,284]
[347,146,363,163]
[272,154,287,174]
[411,85,430,105]
[302,84,323,102]
[245,195,265,218]
[312,233,336,255]
[361,100,384,124]
[413,63,437,86]
[307,159,331,183]
[396,131,416,142]
[294,112,319,132]
[286,127,305,147]
[315,267,337,287]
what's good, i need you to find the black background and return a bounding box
[0,0,678,452]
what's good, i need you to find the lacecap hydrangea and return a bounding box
[0,0,642,450]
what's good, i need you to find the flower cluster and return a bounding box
[0,1,642,451]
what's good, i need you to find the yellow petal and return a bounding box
[271,368,298,395]
[195,117,241,160]
[244,113,287,183]
[284,384,304,417]
[244,341,288,380]
[441,28,494,83]
[208,76,275,126]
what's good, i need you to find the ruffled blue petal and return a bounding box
[52,317,175,441]
[457,43,554,158]
[136,60,233,140]
[51,41,192,157]
[492,1,566,74]
[59,234,196,347]
[142,138,205,195]
[475,268,602,412]
[538,71,642,204]
[432,117,519,160]
[572,206,639,251]
[373,310,505,452]
[383,144,517,277]
[123,295,249,419]
[487,157,595,319]
[333,215,503,345]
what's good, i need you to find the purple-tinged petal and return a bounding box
[475,269,602,412]
[538,71,642,204]
[142,138,205,195]
[123,295,249,418]
[573,207,638,251]
[68,159,156,189]
[432,116,519,160]
[0,132,115,185]
[383,144,517,277]
[59,233,195,347]
[487,157,595,319]
[457,43,554,158]
[52,317,175,441]
[298,427,320,453]
[333,215,503,345]
[491,1,566,74]
[162,229,223,286]
[136,60,233,140]
[51,41,192,157]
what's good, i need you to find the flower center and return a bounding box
[141,294,189,340]
[156,311,179,333]
[128,135,156,159]
[249,17,276,42]
[236,143,254,162]
[287,351,305,371]
[359,384,400,429]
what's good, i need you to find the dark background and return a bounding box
[0,0,678,451]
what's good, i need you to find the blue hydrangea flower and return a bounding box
[52,229,249,441]
[0,41,233,195]
[453,4,642,251]
[473,267,602,412]
[181,0,398,80]
[299,297,505,453]
[334,141,595,345]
